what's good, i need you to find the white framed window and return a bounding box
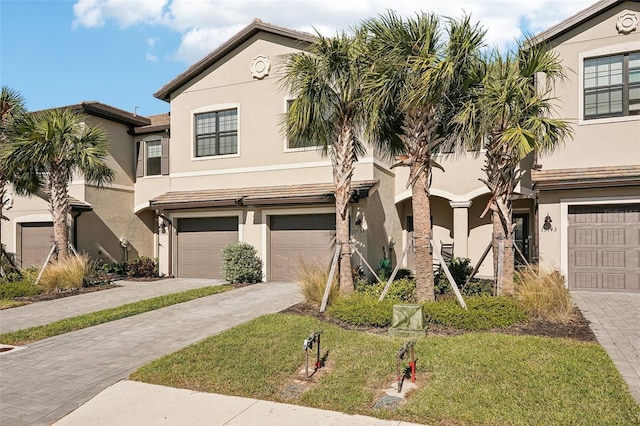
[146,140,162,176]
[195,108,238,157]
[584,51,640,119]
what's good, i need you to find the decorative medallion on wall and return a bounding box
[616,12,638,34]
[250,55,271,79]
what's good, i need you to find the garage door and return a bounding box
[270,214,335,281]
[176,217,238,279]
[568,204,640,292]
[19,222,54,269]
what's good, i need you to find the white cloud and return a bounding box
[146,53,159,62]
[73,0,589,63]
[73,0,169,28]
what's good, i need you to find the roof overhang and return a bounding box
[154,19,316,102]
[532,165,640,190]
[149,180,379,211]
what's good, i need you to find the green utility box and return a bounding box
[389,304,426,337]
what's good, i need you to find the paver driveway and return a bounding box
[572,291,640,405]
[0,281,302,425]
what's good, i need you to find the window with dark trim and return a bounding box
[286,99,317,149]
[584,52,640,119]
[195,109,238,157]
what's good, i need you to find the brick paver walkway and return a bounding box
[572,291,640,404]
[0,278,224,333]
[0,281,302,425]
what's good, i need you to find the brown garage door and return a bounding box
[568,204,640,292]
[176,217,238,279]
[270,214,335,281]
[19,222,54,269]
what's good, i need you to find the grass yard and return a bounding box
[131,313,640,425]
[0,285,233,346]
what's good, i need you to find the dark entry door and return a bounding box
[513,213,530,265]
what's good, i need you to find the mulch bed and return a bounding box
[281,303,597,342]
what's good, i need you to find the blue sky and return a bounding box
[0,0,589,117]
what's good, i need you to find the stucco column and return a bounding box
[449,201,472,258]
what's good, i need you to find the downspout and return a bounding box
[156,211,173,277]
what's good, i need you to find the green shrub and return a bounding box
[355,277,417,302]
[326,293,395,327]
[295,261,338,307]
[39,255,90,292]
[126,256,158,278]
[423,296,527,331]
[462,279,494,297]
[435,257,474,295]
[221,242,262,284]
[0,279,43,298]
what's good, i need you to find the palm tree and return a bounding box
[361,12,485,301]
[280,32,368,293]
[0,86,28,264]
[2,108,114,261]
[453,43,572,294]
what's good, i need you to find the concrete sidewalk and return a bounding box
[55,380,423,426]
[0,278,225,333]
[572,291,640,405]
[0,281,302,425]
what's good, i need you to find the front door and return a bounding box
[513,213,530,265]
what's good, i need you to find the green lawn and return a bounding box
[131,313,640,425]
[0,285,233,345]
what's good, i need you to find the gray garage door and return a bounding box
[19,222,54,269]
[176,217,238,279]
[269,214,335,281]
[568,204,640,292]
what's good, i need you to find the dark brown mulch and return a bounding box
[281,303,596,342]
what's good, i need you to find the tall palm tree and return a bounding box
[361,12,485,301]
[0,86,28,263]
[280,32,368,293]
[453,43,572,294]
[2,108,114,261]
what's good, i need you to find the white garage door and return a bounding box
[269,214,335,281]
[568,204,640,292]
[176,217,238,279]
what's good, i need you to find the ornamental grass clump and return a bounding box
[221,242,262,284]
[295,260,338,307]
[515,267,574,323]
[39,255,90,292]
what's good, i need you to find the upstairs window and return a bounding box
[285,99,318,150]
[195,109,238,157]
[146,140,161,176]
[584,52,640,119]
[136,138,169,177]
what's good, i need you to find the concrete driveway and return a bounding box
[0,279,303,425]
[572,291,640,404]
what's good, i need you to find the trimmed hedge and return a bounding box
[326,293,396,327]
[424,296,527,331]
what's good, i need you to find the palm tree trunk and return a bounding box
[492,197,515,295]
[333,126,355,293]
[411,162,435,301]
[49,168,70,262]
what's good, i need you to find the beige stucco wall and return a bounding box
[539,1,640,170]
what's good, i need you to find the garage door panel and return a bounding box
[20,222,54,269]
[569,204,640,292]
[177,218,238,279]
[269,214,335,281]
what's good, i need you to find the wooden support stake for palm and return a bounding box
[34,244,57,285]
[463,242,492,289]
[320,245,341,313]
[352,246,384,285]
[431,240,467,309]
[378,238,411,301]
